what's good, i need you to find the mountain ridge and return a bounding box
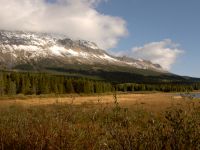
[0,30,164,73]
[1,30,199,84]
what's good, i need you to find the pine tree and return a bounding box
[7,81,16,95]
[65,79,74,93]
[24,78,31,95]
[0,73,5,96]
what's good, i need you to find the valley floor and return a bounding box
[0,93,199,111]
[0,92,199,149]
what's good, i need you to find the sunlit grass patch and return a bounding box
[0,98,199,150]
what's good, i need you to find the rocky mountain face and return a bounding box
[0,30,164,72]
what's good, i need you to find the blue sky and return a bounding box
[1,0,199,77]
[97,0,200,77]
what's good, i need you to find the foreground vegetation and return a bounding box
[0,97,199,150]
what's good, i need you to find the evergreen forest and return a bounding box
[0,71,200,96]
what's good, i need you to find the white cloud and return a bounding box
[0,0,127,49]
[132,39,183,70]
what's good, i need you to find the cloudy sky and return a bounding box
[0,0,199,76]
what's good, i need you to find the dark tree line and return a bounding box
[0,72,113,96]
[116,82,200,92]
[0,71,200,96]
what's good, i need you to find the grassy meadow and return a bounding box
[0,93,199,150]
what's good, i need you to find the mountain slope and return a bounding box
[0,30,198,83]
[0,30,163,72]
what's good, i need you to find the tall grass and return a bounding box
[0,98,199,150]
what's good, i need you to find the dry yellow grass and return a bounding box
[0,93,194,111]
[0,93,199,149]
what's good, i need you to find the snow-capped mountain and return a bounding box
[0,30,163,72]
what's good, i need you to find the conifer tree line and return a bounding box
[0,72,113,96]
[116,82,200,92]
[0,71,200,96]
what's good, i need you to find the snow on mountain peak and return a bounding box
[0,30,164,72]
[78,40,99,50]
